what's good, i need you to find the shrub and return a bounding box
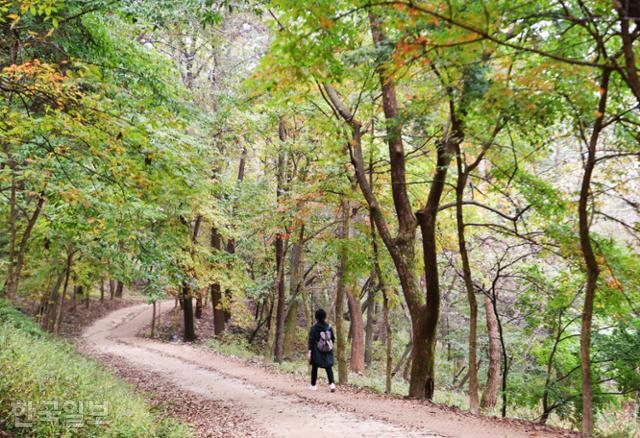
[0,301,191,437]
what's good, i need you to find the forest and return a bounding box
[1,0,639,437]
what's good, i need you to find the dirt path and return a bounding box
[82,303,576,438]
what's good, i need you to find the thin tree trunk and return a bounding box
[382,288,393,393]
[540,312,564,424]
[211,227,225,335]
[364,274,376,367]
[347,287,365,374]
[99,279,104,302]
[4,191,45,298]
[151,301,156,338]
[335,198,350,384]
[273,118,289,362]
[4,167,17,297]
[367,139,392,391]
[109,279,115,299]
[488,292,510,418]
[454,156,479,413]
[273,231,287,361]
[195,294,203,319]
[266,294,278,358]
[392,342,412,378]
[43,269,66,331]
[481,295,501,409]
[53,249,73,334]
[578,69,610,437]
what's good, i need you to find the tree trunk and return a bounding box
[347,288,365,374]
[109,279,115,299]
[487,292,510,418]
[43,269,66,331]
[481,295,501,409]
[415,134,457,399]
[364,274,376,368]
[335,198,350,384]
[266,294,278,358]
[283,299,298,358]
[367,137,392,391]
[99,279,104,302]
[273,118,289,362]
[454,158,480,413]
[284,225,304,358]
[53,250,73,334]
[382,288,393,393]
[151,301,156,338]
[4,191,45,298]
[4,165,17,298]
[180,214,201,342]
[371,10,449,400]
[210,227,225,335]
[273,231,287,361]
[182,282,196,342]
[115,280,123,298]
[578,69,610,437]
[195,294,203,319]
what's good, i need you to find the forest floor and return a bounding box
[79,302,578,438]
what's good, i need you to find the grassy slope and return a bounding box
[0,300,191,437]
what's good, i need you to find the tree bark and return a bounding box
[43,268,66,331]
[488,291,510,418]
[53,249,73,334]
[4,191,45,298]
[181,215,202,342]
[151,301,157,338]
[347,287,365,374]
[616,8,640,104]
[284,225,305,358]
[273,118,289,362]
[195,294,203,319]
[335,198,350,384]
[364,273,376,367]
[182,282,195,342]
[481,295,500,409]
[415,116,459,398]
[210,227,225,335]
[578,69,610,437]
[115,280,124,298]
[454,152,479,413]
[368,13,428,397]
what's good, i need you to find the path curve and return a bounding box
[82,302,575,438]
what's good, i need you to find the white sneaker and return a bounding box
[330,383,336,392]
[309,385,317,391]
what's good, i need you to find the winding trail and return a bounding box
[82,302,575,438]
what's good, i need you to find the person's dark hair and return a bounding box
[315,308,327,323]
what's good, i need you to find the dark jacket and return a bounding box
[308,322,335,368]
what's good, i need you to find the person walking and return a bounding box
[307,308,336,392]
